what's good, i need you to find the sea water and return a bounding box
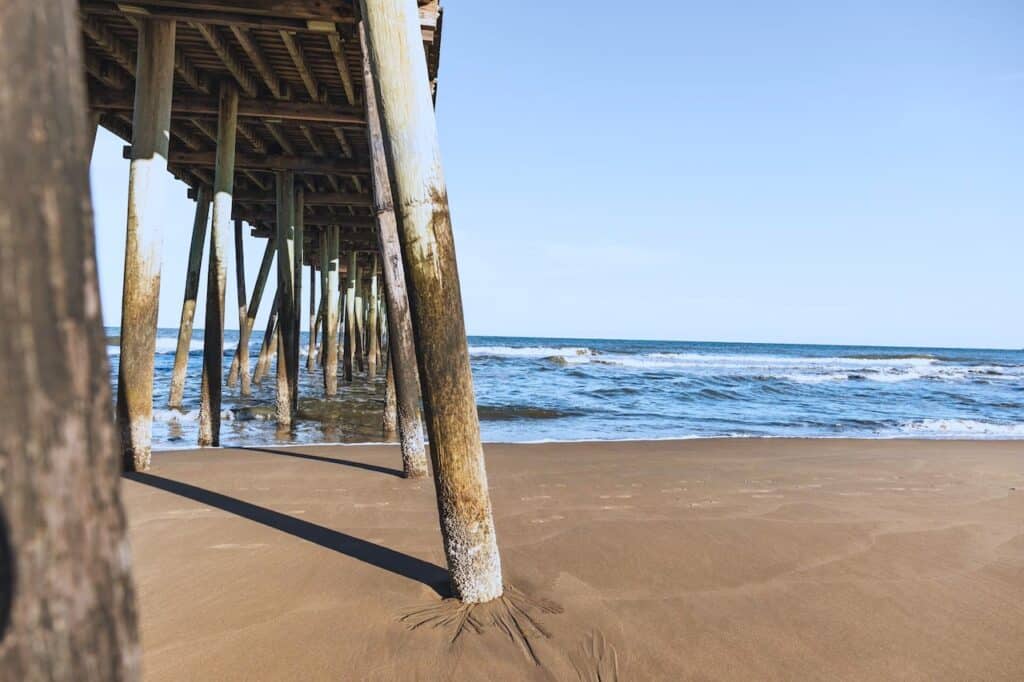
[106,329,1024,449]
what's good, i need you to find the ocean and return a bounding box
[105,329,1024,449]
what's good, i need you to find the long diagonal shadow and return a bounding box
[238,446,405,478]
[124,472,449,596]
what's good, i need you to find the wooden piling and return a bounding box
[324,227,341,395]
[361,22,428,478]
[253,291,279,385]
[228,238,274,395]
[199,81,238,447]
[361,6,504,602]
[367,256,381,379]
[227,219,247,389]
[292,186,304,404]
[343,250,356,382]
[306,264,317,371]
[0,1,139,672]
[383,355,398,436]
[116,16,177,472]
[354,272,365,373]
[275,170,297,426]
[168,187,210,408]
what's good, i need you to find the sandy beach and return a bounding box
[125,439,1024,680]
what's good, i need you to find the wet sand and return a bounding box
[125,439,1024,680]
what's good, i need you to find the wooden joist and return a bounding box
[193,22,260,97]
[230,26,291,99]
[279,30,322,101]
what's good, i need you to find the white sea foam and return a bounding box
[469,345,594,361]
[895,419,1024,438]
[467,345,1023,384]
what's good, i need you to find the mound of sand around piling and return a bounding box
[125,439,1024,680]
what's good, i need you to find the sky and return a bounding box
[91,0,1024,349]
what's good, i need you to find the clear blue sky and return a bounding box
[91,0,1023,349]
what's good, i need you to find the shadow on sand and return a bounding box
[123,472,449,597]
[238,446,405,478]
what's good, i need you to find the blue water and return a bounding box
[106,329,1024,449]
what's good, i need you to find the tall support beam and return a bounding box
[361,23,428,478]
[318,229,330,370]
[117,17,177,473]
[292,187,304,407]
[229,239,274,394]
[383,354,398,437]
[227,219,248,389]
[324,228,341,395]
[0,1,139,674]
[168,188,210,408]
[343,251,357,382]
[253,292,279,385]
[367,256,381,379]
[354,270,365,373]
[198,82,238,447]
[275,170,297,426]
[360,8,503,603]
[306,263,318,371]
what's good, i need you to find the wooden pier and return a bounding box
[1,2,506,676]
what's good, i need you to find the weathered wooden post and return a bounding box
[306,264,317,371]
[383,358,398,436]
[275,170,297,426]
[116,16,177,472]
[354,269,366,372]
[343,250,357,382]
[324,227,341,395]
[361,25,429,477]
[317,229,330,370]
[227,219,247,388]
[198,82,238,447]
[0,1,139,674]
[228,239,274,395]
[360,6,504,602]
[367,256,381,378]
[292,186,304,403]
[253,292,280,385]
[168,188,210,408]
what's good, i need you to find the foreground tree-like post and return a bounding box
[198,82,238,447]
[116,16,177,472]
[275,171,297,426]
[324,227,341,395]
[360,6,503,602]
[168,188,210,408]
[253,291,280,385]
[0,0,139,674]
[228,239,274,395]
[343,250,357,382]
[361,24,430,479]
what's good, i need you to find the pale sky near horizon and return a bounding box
[90,0,1023,349]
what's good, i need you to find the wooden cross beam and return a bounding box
[91,91,365,125]
[188,188,372,206]
[125,146,368,174]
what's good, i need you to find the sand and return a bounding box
[124,439,1024,680]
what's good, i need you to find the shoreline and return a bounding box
[149,434,1024,454]
[127,438,1024,680]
